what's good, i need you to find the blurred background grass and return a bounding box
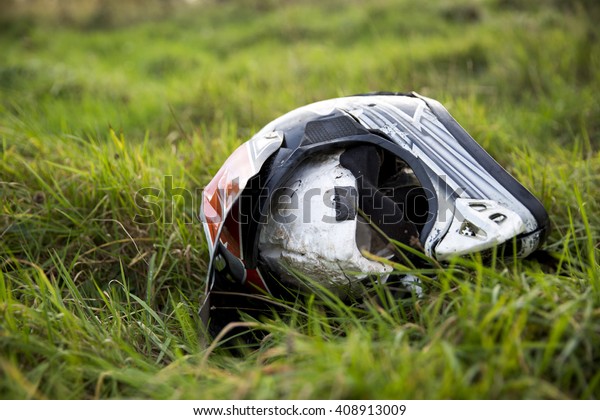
[1,0,600,399]
[2,0,598,146]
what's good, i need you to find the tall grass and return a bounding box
[1,0,599,399]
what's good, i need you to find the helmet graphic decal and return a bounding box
[201,131,283,255]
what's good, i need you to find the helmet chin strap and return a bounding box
[339,145,420,254]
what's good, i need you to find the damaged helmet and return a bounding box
[199,92,549,331]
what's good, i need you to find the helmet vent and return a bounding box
[302,116,367,145]
[490,213,507,224]
[469,202,488,212]
[459,220,488,239]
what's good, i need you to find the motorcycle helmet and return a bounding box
[199,92,549,332]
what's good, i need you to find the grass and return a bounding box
[1,0,600,399]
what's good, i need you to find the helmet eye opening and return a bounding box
[378,152,430,234]
[256,145,432,290]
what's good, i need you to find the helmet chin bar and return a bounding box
[434,198,526,260]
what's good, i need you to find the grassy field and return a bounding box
[1,0,600,399]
